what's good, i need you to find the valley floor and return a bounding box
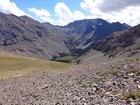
[0,57,140,105]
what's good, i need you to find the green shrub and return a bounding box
[78,81,93,88]
[79,83,89,88]
[55,56,77,63]
[94,79,102,84]
[122,91,140,100]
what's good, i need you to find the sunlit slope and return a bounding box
[0,54,70,80]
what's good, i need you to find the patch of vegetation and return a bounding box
[78,81,93,88]
[79,83,89,88]
[122,91,140,100]
[112,90,119,95]
[126,68,139,74]
[125,58,140,62]
[107,70,118,75]
[51,55,77,63]
[96,70,118,76]
[94,79,102,84]
[78,79,102,88]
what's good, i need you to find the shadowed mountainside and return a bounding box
[64,19,129,48]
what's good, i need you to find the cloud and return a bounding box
[96,0,140,12]
[81,0,140,13]
[28,8,54,23]
[80,0,140,26]
[28,8,51,17]
[0,0,27,16]
[54,2,85,25]
[81,0,97,12]
[54,2,73,24]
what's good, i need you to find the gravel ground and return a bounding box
[0,58,140,105]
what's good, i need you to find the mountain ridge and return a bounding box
[0,12,132,61]
[62,18,130,48]
[0,12,70,59]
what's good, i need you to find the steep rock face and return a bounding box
[0,13,70,59]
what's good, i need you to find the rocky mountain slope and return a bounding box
[0,57,139,105]
[92,24,140,56]
[0,12,70,59]
[78,24,140,64]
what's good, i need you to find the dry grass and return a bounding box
[125,68,139,74]
[0,54,70,81]
[96,70,118,76]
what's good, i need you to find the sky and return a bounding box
[0,0,140,26]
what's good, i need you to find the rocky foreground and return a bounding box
[0,58,140,105]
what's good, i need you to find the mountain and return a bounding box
[0,12,130,60]
[78,24,140,64]
[0,12,70,59]
[64,19,129,48]
[92,24,140,57]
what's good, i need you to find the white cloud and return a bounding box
[74,11,85,20]
[28,8,51,17]
[81,0,100,13]
[54,2,73,25]
[0,0,27,16]
[28,8,54,23]
[80,0,140,26]
[54,2,86,25]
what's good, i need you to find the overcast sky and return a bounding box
[0,0,140,26]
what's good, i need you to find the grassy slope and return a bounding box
[0,54,70,81]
